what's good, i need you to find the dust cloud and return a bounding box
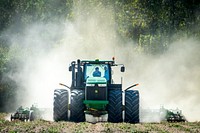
[124,39,200,122]
[4,1,200,122]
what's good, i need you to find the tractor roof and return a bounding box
[81,59,115,66]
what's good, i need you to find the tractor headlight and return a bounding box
[87,84,95,86]
[98,84,106,87]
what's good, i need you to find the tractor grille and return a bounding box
[86,85,107,100]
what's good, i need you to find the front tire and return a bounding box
[125,90,139,123]
[107,89,123,123]
[53,89,69,121]
[70,89,85,122]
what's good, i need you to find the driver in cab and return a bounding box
[93,67,101,77]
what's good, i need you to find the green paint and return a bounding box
[83,100,108,110]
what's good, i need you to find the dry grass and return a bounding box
[0,113,199,133]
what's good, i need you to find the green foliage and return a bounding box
[1,0,199,52]
[0,44,24,112]
[114,0,200,54]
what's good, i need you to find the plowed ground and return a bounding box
[0,113,199,133]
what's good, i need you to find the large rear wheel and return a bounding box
[125,90,139,123]
[70,89,85,122]
[107,89,123,123]
[53,89,69,121]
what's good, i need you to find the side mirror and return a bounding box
[121,66,125,72]
[69,66,72,71]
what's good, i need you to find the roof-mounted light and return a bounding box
[95,59,99,62]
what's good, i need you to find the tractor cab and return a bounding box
[84,64,109,81]
[82,60,113,84]
[69,59,125,89]
[81,59,125,84]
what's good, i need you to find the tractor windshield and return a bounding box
[84,64,109,80]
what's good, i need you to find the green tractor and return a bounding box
[11,105,41,121]
[160,107,186,122]
[53,59,139,123]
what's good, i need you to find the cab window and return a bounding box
[84,64,109,80]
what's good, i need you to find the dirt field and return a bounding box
[0,113,200,133]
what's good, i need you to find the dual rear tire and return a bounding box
[53,89,69,121]
[107,89,140,123]
[70,89,85,122]
[107,89,123,122]
[125,90,140,123]
[53,89,85,122]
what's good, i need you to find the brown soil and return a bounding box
[0,113,199,133]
